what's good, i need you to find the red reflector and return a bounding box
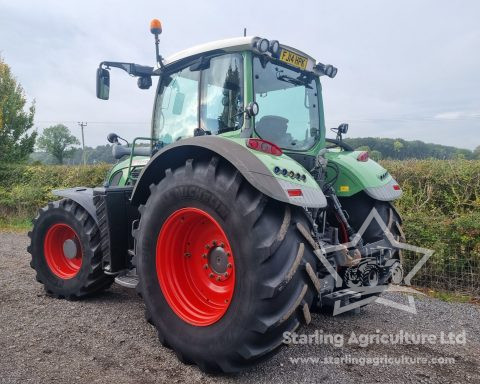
[287,189,303,197]
[246,138,282,156]
[357,151,369,162]
[393,184,401,190]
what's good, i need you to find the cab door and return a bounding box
[152,53,244,143]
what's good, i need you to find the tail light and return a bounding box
[393,184,401,191]
[287,189,303,197]
[357,151,369,162]
[246,138,283,156]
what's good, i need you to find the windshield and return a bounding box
[253,56,320,151]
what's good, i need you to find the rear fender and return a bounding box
[131,136,327,209]
[326,151,402,201]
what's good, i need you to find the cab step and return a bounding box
[114,269,139,289]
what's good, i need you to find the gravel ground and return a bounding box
[1,231,479,384]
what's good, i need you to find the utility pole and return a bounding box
[78,122,87,166]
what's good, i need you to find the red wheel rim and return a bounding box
[44,223,83,279]
[156,208,235,326]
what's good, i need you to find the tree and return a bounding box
[355,145,371,152]
[474,145,480,160]
[0,56,37,162]
[344,137,474,160]
[393,140,404,153]
[37,124,80,164]
[370,150,383,161]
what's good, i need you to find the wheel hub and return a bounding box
[62,239,78,260]
[208,246,229,275]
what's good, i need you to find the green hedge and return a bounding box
[0,163,110,219]
[1,160,479,293]
[381,160,480,294]
[381,159,480,216]
[1,160,479,229]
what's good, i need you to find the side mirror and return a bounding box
[107,132,119,144]
[338,123,349,134]
[96,67,110,100]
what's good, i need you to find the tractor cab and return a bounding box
[97,31,338,166]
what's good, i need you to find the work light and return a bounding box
[256,38,269,53]
[269,40,280,56]
[324,65,338,78]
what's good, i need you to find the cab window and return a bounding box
[154,66,200,144]
[153,53,244,142]
[200,54,243,134]
[253,56,319,150]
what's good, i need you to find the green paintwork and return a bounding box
[105,48,400,202]
[222,137,318,188]
[107,156,149,186]
[325,150,392,197]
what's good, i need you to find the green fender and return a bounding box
[325,151,402,201]
[130,136,328,209]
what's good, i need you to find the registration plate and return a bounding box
[279,49,308,70]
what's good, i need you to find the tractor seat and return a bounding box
[255,116,292,146]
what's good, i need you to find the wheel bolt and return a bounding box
[184,252,191,258]
[203,264,208,270]
[220,243,225,248]
[227,252,231,257]
[216,276,221,281]
[212,240,217,246]
[209,273,214,278]
[205,244,210,249]
[227,263,232,269]
[224,272,229,278]
[202,253,207,259]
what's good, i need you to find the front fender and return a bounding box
[326,151,402,201]
[52,187,98,222]
[131,136,327,209]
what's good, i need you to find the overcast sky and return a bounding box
[1,0,479,149]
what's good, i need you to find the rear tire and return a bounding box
[28,199,113,299]
[340,192,405,262]
[316,193,405,314]
[135,157,319,373]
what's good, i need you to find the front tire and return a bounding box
[28,199,113,299]
[135,157,319,373]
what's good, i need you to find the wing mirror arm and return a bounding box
[97,62,157,100]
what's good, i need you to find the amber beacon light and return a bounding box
[150,19,162,35]
[149,19,163,67]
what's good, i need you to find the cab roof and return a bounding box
[164,36,316,70]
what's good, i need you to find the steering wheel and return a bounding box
[325,138,354,151]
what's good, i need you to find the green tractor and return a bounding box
[28,20,405,372]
